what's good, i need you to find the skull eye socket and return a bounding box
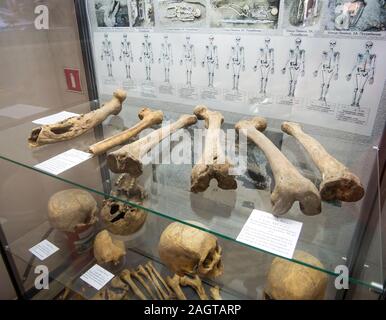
[110,204,120,214]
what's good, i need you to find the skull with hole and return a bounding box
[48,189,98,232]
[101,174,147,236]
[159,222,223,278]
[264,250,328,300]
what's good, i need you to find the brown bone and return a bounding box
[210,286,222,300]
[144,263,170,300]
[107,114,197,176]
[131,270,157,300]
[191,105,237,193]
[166,275,187,300]
[89,108,163,155]
[180,275,208,300]
[281,122,364,202]
[235,117,321,215]
[28,89,126,147]
[120,269,147,300]
[145,262,175,299]
[137,265,164,300]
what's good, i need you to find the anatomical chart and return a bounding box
[325,0,386,32]
[94,0,131,27]
[158,0,207,28]
[209,0,281,29]
[129,0,155,27]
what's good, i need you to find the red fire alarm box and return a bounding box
[64,68,82,93]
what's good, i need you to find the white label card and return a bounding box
[29,240,59,261]
[32,111,79,125]
[236,209,303,259]
[80,264,114,291]
[34,149,92,175]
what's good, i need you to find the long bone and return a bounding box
[144,263,171,300]
[166,275,187,300]
[28,89,126,147]
[120,269,147,300]
[179,275,208,300]
[131,270,157,300]
[89,108,163,155]
[137,265,164,300]
[107,114,197,176]
[191,105,237,193]
[281,122,364,202]
[235,117,321,216]
[145,262,175,299]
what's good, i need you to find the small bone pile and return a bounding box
[118,261,222,300]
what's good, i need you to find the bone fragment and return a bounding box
[89,108,163,155]
[191,105,237,192]
[28,89,126,147]
[93,230,126,265]
[144,263,170,300]
[281,122,364,202]
[107,114,197,176]
[235,117,321,215]
[146,262,175,299]
[210,286,222,300]
[180,275,208,300]
[166,275,187,300]
[120,269,147,300]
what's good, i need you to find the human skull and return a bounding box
[48,189,98,233]
[100,194,147,236]
[264,250,328,300]
[295,37,302,46]
[159,222,223,278]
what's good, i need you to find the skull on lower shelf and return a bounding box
[158,222,223,278]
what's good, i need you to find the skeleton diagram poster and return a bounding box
[87,0,386,136]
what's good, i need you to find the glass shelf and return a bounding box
[0,94,383,293]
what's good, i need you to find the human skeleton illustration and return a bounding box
[253,37,274,95]
[101,33,114,77]
[346,41,376,107]
[158,35,173,83]
[139,34,154,81]
[313,40,340,103]
[226,36,245,91]
[201,36,219,88]
[119,34,133,79]
[180,36,196,86]
[282,38,305,97]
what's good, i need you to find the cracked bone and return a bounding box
[131,270,157,300]
[145,262,175,300]
[93,230,126,265]
[28,89,126,147]
[180,275,208,300]
[120,269,147,300]
[235,117,321,216]
[281,122,364,202]
[191,105,237,193]
[89,108,163,155]
[210,286,222,300]
[107,114,197,176]
[166,275,187,300]
[137,265,164,300]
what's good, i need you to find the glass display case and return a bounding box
[0,0,385,300]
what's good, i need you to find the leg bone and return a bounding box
[120,269,147,300]
[89,108,163,155]
[191,105,237,193]
[281,122,364,202]
[180,275,208,300]
[235,117,321,215]
[108,114,197,176]
[166,275,187,300]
